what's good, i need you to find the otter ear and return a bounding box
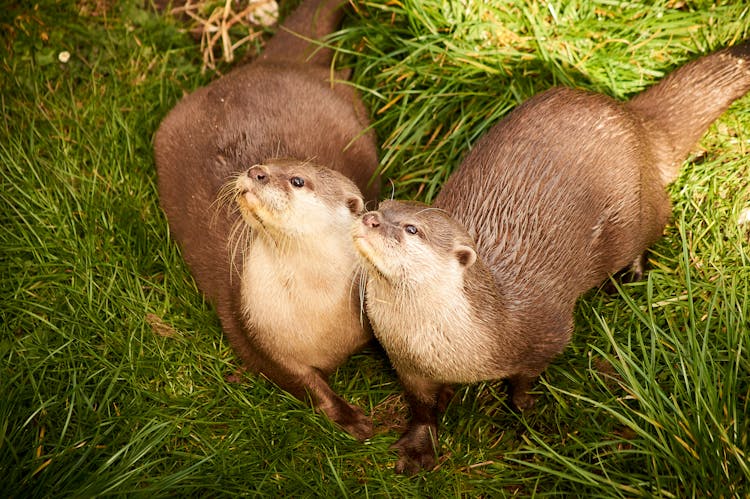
[454,245,477,268]
[346,196,365,215]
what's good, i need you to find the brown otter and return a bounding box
[154,0,379,440]
[355,40,750,472]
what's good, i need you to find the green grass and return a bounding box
[2,0,749,496]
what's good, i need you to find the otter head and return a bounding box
[353,199,477,286]
[233,158,365,240]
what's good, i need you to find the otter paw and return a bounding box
[436,385,455,413]
[390,428,437,475]
[511,391,537,412]
[336,403,373,441]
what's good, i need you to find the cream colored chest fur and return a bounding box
[241,235,364,369]
[366,266,497,384]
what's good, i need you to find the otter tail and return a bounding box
[626,40,750,185]
[259,0,347,67]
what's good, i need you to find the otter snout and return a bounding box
[358,209,401,242]
[247,165,270,184]
[361,211,382,229]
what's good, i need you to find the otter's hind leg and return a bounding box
[626,252,647,282]
[603,252,648,293]
[508,317,572,411]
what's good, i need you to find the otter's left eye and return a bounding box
[290,177,305,188]
[404,224,418,235]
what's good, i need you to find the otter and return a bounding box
[154,0,379,440]
[355,40,750,472]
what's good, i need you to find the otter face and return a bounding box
[233,159,364,239]
[353,200,476,285]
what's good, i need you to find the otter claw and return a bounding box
[331,402,373,441]
[390,425,438,475]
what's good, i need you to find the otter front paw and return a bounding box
[334,402,373,441]
[390,424,438,475]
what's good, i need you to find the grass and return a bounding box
[1,0,749,496]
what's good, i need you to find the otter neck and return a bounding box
[365,261,522,383]
[247,226,358,290]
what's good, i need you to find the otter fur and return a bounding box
[355,41,750,472]
[154,0,379,440]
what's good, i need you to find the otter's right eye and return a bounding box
[290,177,305,188]
[404,224,418,235]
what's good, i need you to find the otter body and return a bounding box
[356,41,750,472]
[154,0,379,439]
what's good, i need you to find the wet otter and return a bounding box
[355,40,750,472]
[154,0,379,440]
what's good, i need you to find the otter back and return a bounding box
[437,40,750,311]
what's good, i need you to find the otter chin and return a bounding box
[352,219,397,283]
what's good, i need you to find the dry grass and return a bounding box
[166,0,279,70]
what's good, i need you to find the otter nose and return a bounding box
[362,212,381,228]
[248,165,269,184]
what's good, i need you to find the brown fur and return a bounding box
[154,0,380,440]
[356,41,750,473]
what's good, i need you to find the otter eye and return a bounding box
[290,176,305,188]
[404,224,418,235]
